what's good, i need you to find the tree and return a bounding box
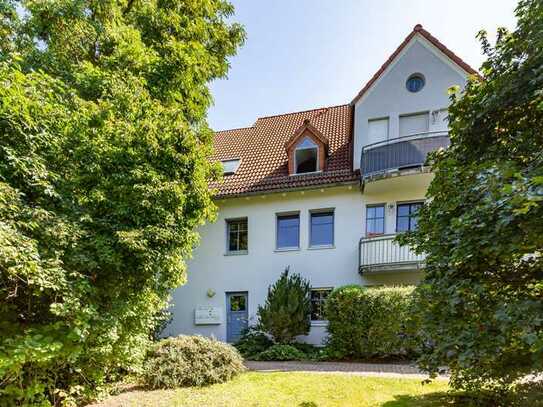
[0,1,244,405]
[399,0,543,394]
[257,267,312,344]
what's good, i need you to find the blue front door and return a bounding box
[226,292,248,343]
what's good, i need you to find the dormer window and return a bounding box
[294,137,318,174]
[221,159,240,175]
[285,119,328,176]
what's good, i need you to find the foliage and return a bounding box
[142,335,245,389]
[150,307,173,342]
[234,328,273,359]
[324,285,418,360]
[398,0,543,393]
[254,344,307,361]
[0,1,244,405]
[257,267,311,343]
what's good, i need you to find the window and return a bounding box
[221,159,241,175]
[396,202,423,232]
[366,205,385,236]
[229,295,246,311]
[311,288,332,321]
[226,218,248,253]
[276,213,300,249]
[399,112,429,137]
[406,73,425,93]
[294,137,318,174]
[310,210,334,247]
[367,118,389,145]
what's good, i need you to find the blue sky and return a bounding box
[208,0,518,131]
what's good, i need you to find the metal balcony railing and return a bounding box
[360,131,450,179]
[359,234,425,274]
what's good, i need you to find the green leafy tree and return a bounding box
[399,0,543,394]
[0,1,244,405]
[257,267,311,344]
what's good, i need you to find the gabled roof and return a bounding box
[210,105,356,198]
[350,24,480,105]
[284,118,329,153]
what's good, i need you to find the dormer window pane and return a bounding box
[221,159,240,175]
[295,137,318,174]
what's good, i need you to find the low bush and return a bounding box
[142,335,245,388]
[324,285,419,360]
[254,344,306,361]
[234,328,273,359]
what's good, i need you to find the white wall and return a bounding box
[167,183,426,345]
[353,36,468,169]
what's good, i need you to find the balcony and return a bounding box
[359,234,425,274]
[360,131,450,181]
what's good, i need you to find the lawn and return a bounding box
[92,372,452,407]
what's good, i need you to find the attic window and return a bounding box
[294,137,318,174]
[221,159,240,175]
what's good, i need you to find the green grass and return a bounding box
[94,372,451,407]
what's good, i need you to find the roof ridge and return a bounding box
[214,125,254,133]
[256,103,349,121]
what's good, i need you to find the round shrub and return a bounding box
[254,344,306,361]
[142,335,245,388]
[324,285,419,359]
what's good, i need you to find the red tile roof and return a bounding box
[210,104,357,198]
[351,24,480,105]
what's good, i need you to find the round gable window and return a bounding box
[406,74,425,93]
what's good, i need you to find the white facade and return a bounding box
[167,27,473,345]
[353,36,467,169]
[167,176,430,345]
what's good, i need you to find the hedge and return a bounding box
[324,285,419,359]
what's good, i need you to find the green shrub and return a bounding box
[142,336,245,388]
[254,344,306,361]
[234,328,273,359]
[257,267,311,343]
[324,285,418,359]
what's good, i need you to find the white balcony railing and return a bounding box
[360,131,450,179]
[359,234,425,274]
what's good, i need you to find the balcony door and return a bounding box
[367,118,389,146]
[399,112,429,138]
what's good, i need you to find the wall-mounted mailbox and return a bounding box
[194,306,222,325]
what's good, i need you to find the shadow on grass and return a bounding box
[382,382,543,407]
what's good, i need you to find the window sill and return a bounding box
[224,250,248,256]
[310,320,329,327]
[308,244,335,250]
[274,247,300,253]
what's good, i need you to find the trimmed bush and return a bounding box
[254,344,306,361]
[142,336,245,388]
[234,328,273,359]
[324,285,418,359]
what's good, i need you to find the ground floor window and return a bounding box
[310,288,332,321]
[396,202,423,232]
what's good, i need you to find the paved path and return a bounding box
[245,361,449,379]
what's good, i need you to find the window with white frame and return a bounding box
[367,117,389,145]
[310,210,334,247]
[276,213,300,249]
[226,218,248,253]
[399,112,429,137]
[366,204,385,236]
[221,159,241,175]
[311,288,332,321]
[294,137,318,174]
